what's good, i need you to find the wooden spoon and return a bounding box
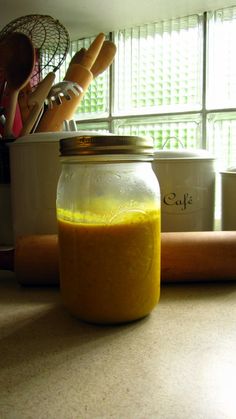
[20,71,56,135]
[36,33,105,132]
[91,40,117,78]
[66,40,117,79]
[0,32,35,138]
[69,48,87,67]
[78,32,105,70]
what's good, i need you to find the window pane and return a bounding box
[113,15,203,116]
[113,114,202,149]
[207,7,236,109]
[207,112,236,168]
[58,36,110,119]
[76,121,110,132]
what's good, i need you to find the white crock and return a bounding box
[152,149,215,232]
[9,131,99,241]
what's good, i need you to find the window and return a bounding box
[58,5,236,220]
[59,6,236,161]
[113,16,202,116]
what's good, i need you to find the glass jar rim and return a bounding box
[59,134,154,157]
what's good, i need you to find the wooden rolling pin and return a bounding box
[0,235,59,285]
[1,231,236,285]
[161,231,236,282]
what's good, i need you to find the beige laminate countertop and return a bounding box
[1,271,236,419]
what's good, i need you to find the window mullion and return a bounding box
[202,11,207,148]
[108,31,114,132]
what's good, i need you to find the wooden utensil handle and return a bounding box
[91,40,117,78]
[36,64,92,132]
[20,103,42,136]
[66,48,86,71]
[20,72,56,135]
[79,33,105,70]
[18,81,32,124]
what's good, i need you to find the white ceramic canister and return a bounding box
[220,168,236,230]
[152,149,215,232]
[9,131,101,242]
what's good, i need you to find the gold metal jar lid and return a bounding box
[59,134,154,156]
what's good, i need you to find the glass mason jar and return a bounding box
[56,134,161,324]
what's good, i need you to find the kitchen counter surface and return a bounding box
[1,271,236,419]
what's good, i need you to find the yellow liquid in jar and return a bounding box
[58,209,161,324]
